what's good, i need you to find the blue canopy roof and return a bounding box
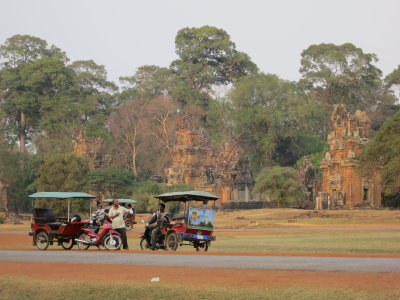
[29,192,96,199]
[155,190,219,202]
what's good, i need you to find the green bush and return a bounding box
[0,216,5,224]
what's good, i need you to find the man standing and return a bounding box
[146,203,167,250]
[108,199,130,250]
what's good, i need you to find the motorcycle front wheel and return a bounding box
[103,234,122,251]
[61,239,74,250]
[125,221,133,231]
[76,233,90,250]
[140,237,150,250]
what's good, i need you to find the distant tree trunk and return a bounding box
[19,111,26,153]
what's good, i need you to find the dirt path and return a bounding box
[2,250,400,272]
[1,261,400,289]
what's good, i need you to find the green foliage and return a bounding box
[299,42,397,132]
[119,65,173,100]
[358,111,400,200]
[0,215,5,224]
[385,65,400,89]
[255,166,303,207]
[35,152,90,215]
[229,73,325,171]
[129,181,190,213]
[295,139,329,176]
[88,167,135,198]
[172,26,258,90]
[0,144,31,213]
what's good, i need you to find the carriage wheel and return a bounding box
[103,234,122,251]
[165,232,178,251]
[76,233,90,250]
[125,221,133,231]
[140,238,150,250]
[61,239,74,250]
[35,232,50,250]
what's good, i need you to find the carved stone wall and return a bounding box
[72,128,110,169]
[319,104,381,208]
[165,127,254,205]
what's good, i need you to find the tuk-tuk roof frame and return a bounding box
[29,192,96,199]
[103,199,137,204]
[155,190,219,202]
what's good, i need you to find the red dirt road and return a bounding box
[1,261,400,289]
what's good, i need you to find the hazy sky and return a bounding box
[1,0,399,84]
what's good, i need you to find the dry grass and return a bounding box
[1,275,399,300]
[213,208,400,229]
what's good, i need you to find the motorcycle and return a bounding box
[75,215,122,251]
[139,218,172,251]
[125,213,137,231]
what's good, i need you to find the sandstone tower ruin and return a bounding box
[72,128,110,169]
[165,125,254,206]
[319,104,381,208]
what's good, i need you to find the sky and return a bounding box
[1,0,399,84]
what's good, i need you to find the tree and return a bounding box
[229,73,325,170]
[299,43,395,121]
[255,166,303,208]
[385,66,400,100]
[119,65,173,100]
[88,167,135,198]
[358,111,400,205]
[35,153,90,214]
[172,26,258,92]
[108,99,150,175]
[0,145,28,213]
[0,35,72,153]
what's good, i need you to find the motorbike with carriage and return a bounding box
[140,191,218,252]
[28,192,96,250]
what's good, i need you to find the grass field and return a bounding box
[1,275,399,300]
[1,208,399,255]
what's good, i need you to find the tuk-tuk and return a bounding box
[28,192,96,250]
[140,190,218,251]
[102,198,137,230]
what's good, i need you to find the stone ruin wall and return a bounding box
[318,104,381,209]
[72,128,110,169]
[165,127,255,205]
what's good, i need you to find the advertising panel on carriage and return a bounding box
[187,207,215,231]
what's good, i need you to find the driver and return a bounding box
[146,203,167,250]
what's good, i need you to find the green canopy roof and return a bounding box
[155,190,219,202]
[103,199,137,204]
[29,192,96,199]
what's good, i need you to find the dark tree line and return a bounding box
[0,27,399,212]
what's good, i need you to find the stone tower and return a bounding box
[72,128,110,169]
[319,104,381,208]
[165,125,254,205]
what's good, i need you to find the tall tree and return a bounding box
[385,65,400,100]
[108,99,150,175]
[299,43,392,113]
[229,73,325,170]
[358,111,400,203]
[119,65,173,101]
[172,26,258,91]
[255,166,303,208]
[0,35,70,153]
[35,152,90,214]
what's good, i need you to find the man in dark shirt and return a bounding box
[146,203,167,250]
